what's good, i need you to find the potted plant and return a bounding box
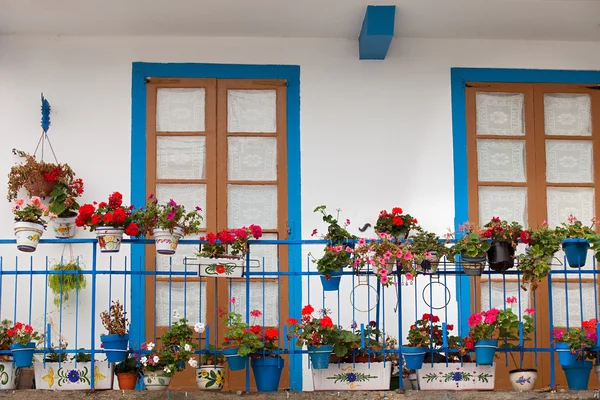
[552,319,596,390]
[135,195,203,255]
[410,227,450,275]
[7,149,75,200]
[350,321,383,363]
[140,314,195,391]
[48,260,87,307]
[49,177,84,239]
[114,355,140,390]
[7,322,40,368]
[220,299,264,371]
[555,214,596,268]
[195,344,225,391]
[75,192,140,253]
[249,324,284,392]
[449,222,491,276]
[0,320,19,390]
[99,300,129,363]
[481,217,523,271]
[374,207,418,241]
[12,197,50,252]
[517,223,561,291]
[196,225,262,278]
[310,205,357,291]
[402,313,453,371]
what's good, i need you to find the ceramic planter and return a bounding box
[197,257,245,278]
[487,241,515,271]
[53,216,77,239]
[460,255,486,276]
[474,339,498,365]
[222,348,247,371]
[251,356,284,392]
[14,221,44,253]
[195,365,224,390]
[116,372,138,390]
[95,227,124,253]
[308,345,333,369]
[153,227,184,255]
[33,361,114,390]
[563,360,592,390]
[401,346,427,370]
[10,342,35,368]
[562,239,590,268]
[320,270,343,291]
[100,333,129,363]
[419,251,439,275]
[417,363,495,390]
[143,371,171,391]
[509,369,537,391]
[312,361,392,391]
[0,361,19,390]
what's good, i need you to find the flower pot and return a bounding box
[0,361,19,390]
[25,175,55,198]
[460,255,487,276]
[53,216,77,239]
[143,371,170,391]
[10,343,35,368]
[401,346,427,370]
[563,360,592,390]
[313,361,392,390]
[474,339,497,365]
[251,356,284,392]
[487,241,515,271]
[417,362,496,390]
[509,368,537,391]
[14,221,44,253]
[320,269,342,291]
[196,365,224,390]
[555,342,576,366]
[307,345,333,369]
[100,333,129,363]
[419,251,439,275]
[116,372,138,390]
[95,227,124,253]
[153,227,184,255]
[223,348,247,371]
[197,257,245,278]
[562,239,590,268]
[33,361,114,390]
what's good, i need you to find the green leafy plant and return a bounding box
[135,195,203,237]
[115,354,139,373]
[197,225,263,259]
[100,300,128,336]
[517,223,561,291]
[311,206,357,278]
[7,322,41,345]
[374,207,418,240]
[405,314,459,349]
[221,299,264,357]
[312,205,357,244]
[449,222,491,260]
[48,178,84,218]
[74,349,91,362]
[11,197,50,227]
[410,227,450,266]
[44,340,69,363]
[201,344,225,366]
[552,318,597,360]
[555,214,596,239]
[0,320,12,361]
[48,260,87,307]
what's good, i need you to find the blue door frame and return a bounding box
[130,62,302,390]
[451,67,600,336]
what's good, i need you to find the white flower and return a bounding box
[194,322,205,333]
[164,366,171,374]
[147,342,155,351]
[140,356,148,366]
[173,310,181,319]
[188,358,198,368]
[153,355,160,364]
[184,343,192,352]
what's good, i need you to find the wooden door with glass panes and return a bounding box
[466,83,600,390]
[144,78,289,390]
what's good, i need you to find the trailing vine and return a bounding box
[48,260,87,307]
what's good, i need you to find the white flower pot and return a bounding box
[417,362,495,390]
[197,257,245,278]
[312,361,392,391]
[594,365,600,382]
[95,227,124,253]
[143,371,171,391]
[53,216,77,239]
[14,221,44,253]
[153,227,183,255]
[196,365,224,390]
[33,361,114,390]
[509,369,537,391]
[0,361,19,390]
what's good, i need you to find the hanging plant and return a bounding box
[48,260,87,307]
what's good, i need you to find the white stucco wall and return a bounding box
[1,35,600,389]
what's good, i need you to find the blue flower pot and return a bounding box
[308,345,333,369]
[474,339,498,365]
[562,239,590,268]
[223,348,248,371]
[251,356,285,392]
[10,342,35,368]
[401,346,427,370]
[100,333,129,363]
[556,342,577,366]
[320,270,342,291]
[563,360,592,390]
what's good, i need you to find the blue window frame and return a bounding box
[130,62,302,390]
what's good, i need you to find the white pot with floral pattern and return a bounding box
[0,361,19,390]
[153,227,183,255]
[143,370,171,391]
[95,227,124,253]
[33,361,113,390]
[196,365,224,390]
[14,221,44,253]
[53,216,77,239]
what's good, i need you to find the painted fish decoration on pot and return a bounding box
[516,375,531,385]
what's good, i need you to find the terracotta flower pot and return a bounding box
[116,372,138,390]
[25,173,55,198]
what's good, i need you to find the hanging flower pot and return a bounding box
[10,342,36,368]
[401,346,427,370]
[95,227,125,253]
[196,366,224,390]
[222,348,247,371]
[474,339,497,365]
[307,344,333,369]
[25,173,56,199]
[100,333,129,363]
[14,221,44,253]
[563,360,592,390]
[555,342,576,366]
[509,368,537,391]
[460,255,487,276]
[52,216,77,239]
[116,372,138,390]
[418,251,439,275]
[251,356,284,392]
[320,270,343,291]
[153,227,184,255]
[143,370,171,391]
[562,239,590,268]
[487,241,515,271]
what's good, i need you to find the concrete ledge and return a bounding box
[0,390,599,400]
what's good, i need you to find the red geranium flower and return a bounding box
[392,216,403,226]
[124,223,139,237]
[287,318,298,325]
[302,305,314,316]
[391,207,403,214]
[108,192,123,208]
[319,316,333,328]
[265,328,278,340]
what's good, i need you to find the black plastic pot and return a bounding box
[460,255,487,276]
[487,241,515,271]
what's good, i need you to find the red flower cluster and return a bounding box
[375,207,418,238]
[69,178,84,196]
[319,315,333,328]
[75,192,138,235]
[43,167,62,182]
[421,313,440,323]
[108,192,123,208]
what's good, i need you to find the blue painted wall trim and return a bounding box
[451,67,600,337]
[358,5,395,60]
[130,62,302,390]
